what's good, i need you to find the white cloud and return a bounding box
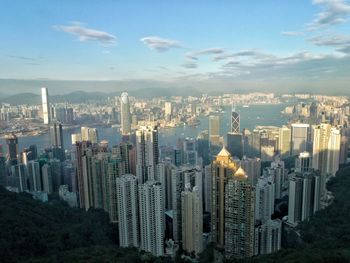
[54,22,117,45]
[140,36,182,52]
[308,0,350,30]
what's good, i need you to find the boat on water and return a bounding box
[243,105,249,108]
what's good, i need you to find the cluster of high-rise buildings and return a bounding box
[0,88,349,260]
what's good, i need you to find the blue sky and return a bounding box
[1,0,350,94]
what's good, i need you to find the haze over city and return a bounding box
[1,0,350,95]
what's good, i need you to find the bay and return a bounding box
[0,104,289,153]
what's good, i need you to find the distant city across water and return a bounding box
[0,104,290,153]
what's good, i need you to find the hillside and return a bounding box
[2,164,350,262]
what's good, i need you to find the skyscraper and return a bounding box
[231,104,240,133]
[116,174,139,248]
[164,102,172,117]
[224,167,255,259]
[295,152,312,173]
[227,133,243,159]
[138,181,164,256]
[41,87,50,125]
[120,92,131,135]
[211,147,238,247]
[136,126,159,183]
[6,134,18,165]
[287,172,320,226]
[81,127,99,143]
[51,122,64,148]
[291,123,309,156]
[278,126,291,158]
[181,185,203,254]
[209,115,221,146]
[312,124,341,176]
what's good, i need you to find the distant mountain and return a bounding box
[112,86,201,98]
[1,92,41,105]
[51,91,108,103]
[0,87,202,105]
[0,91,109,105]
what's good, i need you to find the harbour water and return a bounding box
[0,104,290,153]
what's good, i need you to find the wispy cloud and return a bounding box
[140,36,182,52]
[307,0,350,30]
[213,49,263,62]
[8,55,42,61]
[187,48,225,60]
[54,22,117,45]
[281,31,304,36]
[309,34,350,54]
[181,62,198,69]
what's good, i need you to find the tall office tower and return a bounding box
[312,124,341,176]
[181,185,203,255]
[204,165,212,213]
[242,129,253,157]
[28,145,38,160]
[326,127,341,176]
[41,87,50,124]
[71,133,82,144]
[278,126,291,158]
[50,122,64,148]
[209,115,221,146]
[0,156,6,187]
[11,164,28,192]
[6,134,18,165]
[156,162,173,210]
[269,159,286,199]
[116,174,139,248]
[291,123,309,156]
[183,137,198,166]
[139,181,165,256]
[255,219,282,255]
[81,127,98,143]
[81,127,89,141]
[20,145,37,165]
[105,145,130,222]
[42,163,53,194]
[73,141,92,209]
[27,160,42,191]
[309,102,318,124]
[255,176,275,222]
[50,159,62,192]
[241,156,261,186]
[54,107,66,123]
[260,145,275,162]
[287,172,321,226]
[65,107,74,124]
[164,102,172,117]
[231,104,240,133]
[339,132,348,165]
[227,132,243,159]
[136,126,159,183]
[295,152,312,173]
[21,148,34,165]
[172,166,202,243]
[211,147,238,247]
[120,92,131,135]
[224,167,255,259]
[89,128,98,143]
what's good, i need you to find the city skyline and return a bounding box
[1,0,350,94]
